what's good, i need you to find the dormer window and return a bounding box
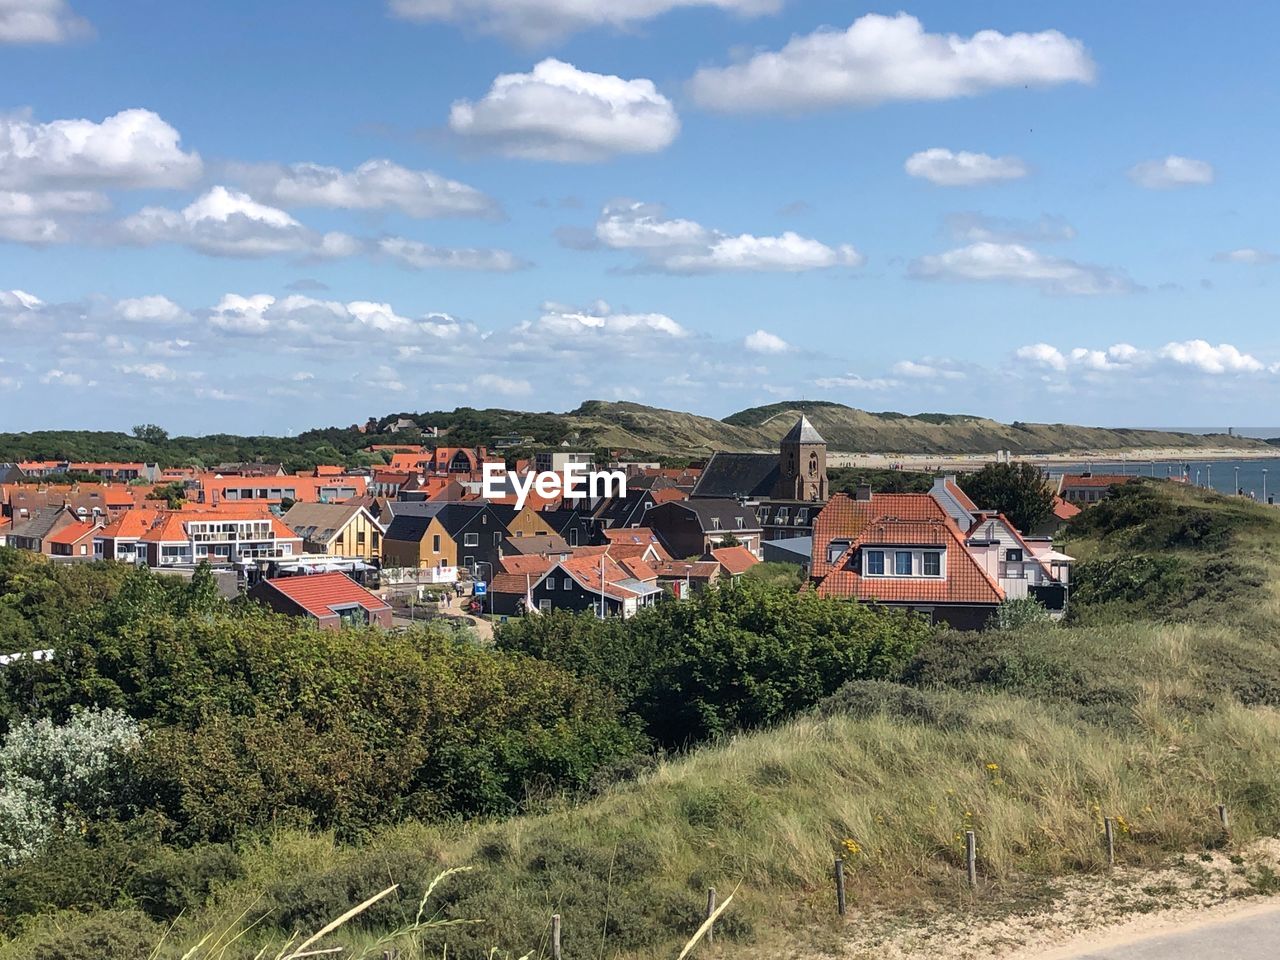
[710,517,721,530]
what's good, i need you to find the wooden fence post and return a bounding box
[965,830,977,889]
[706,887,717,944]
[1104,817,1115,867]
[834,857,847,916]
[551,913,561,960]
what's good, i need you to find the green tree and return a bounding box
[130,424,168,444]
[960,462,1055,533]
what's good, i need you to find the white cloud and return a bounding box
[113,295,191,325]
[524,300,688,346]
[1213,248,1278,265]
[388,0,779,45]
[208,292,478,347]
[1016,340,1264,377]
[0,188,109,244]
[910,241,1133,296]
[475,372,533,396]
[449,59,679,162]
[892,359,966,380]
[744,329,789,354]
[814,374,901,390]
[40,368,94,387]
[1158,340,1263,374]
[0,108,201,189]
[905,148,1029,186]
[235,158,499,219]
[377,236,529,272]
[1128,155,1214,189]
[118,362,178,382]
[945,212,1075,244]
[590,199,863,274]
[121,186,358,259]
[0,0,89,43]
[689,13,1094,112]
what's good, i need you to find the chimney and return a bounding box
[854,484,873,502]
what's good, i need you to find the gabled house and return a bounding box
[522,554,662,618]
[282,502,385,560]
[5,506,81,554]
[810,491,1005,630]
[45,520,101,559]
[1057,473,1139,505]
[136,508,303,568]
[964,513,1071,615]
[95,509,163,564]
[644,500,762,559]
[382,502,506,575]
[249,572,392,629]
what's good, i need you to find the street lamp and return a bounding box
[1235,466,1240,496]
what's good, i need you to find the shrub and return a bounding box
[125,842,243,921]
[0,708,140,865]
[991,597,1052,631]
[24,909,161,960]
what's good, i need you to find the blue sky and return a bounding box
[1,0,1277,434]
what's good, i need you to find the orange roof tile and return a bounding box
[46,521,99,546]
[710,545,759,576]
[259,572,389,619]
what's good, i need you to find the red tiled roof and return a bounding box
[260,572,390,619]
[1060,474,1138,488]
[650,487,688,504]
[97,509,163,539]
[711,545,759,576]
[46,521,98,546]
[500,554,559,576]
[811,492,1003,606]
[652,559,720,580]
[945,478,980,512]
[1052,496,1082,520]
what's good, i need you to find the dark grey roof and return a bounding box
[691,452,778,499]
[503,534,571,555]
[781,415,825,445]
[661,498,762,531]
[383,513,437,543]
[381,500,496,537]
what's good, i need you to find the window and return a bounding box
[736,517,744,529]
[866,550,885,575]
[710,517,722,530]
[923,552,941,577]
[539,599,551,612]
[796,508,808,524]
[775,507,788,522]
[564,577,572,590]
[463,532,479,547]
[569,529,579,547]
[895,551,913,576]
[356,530,366,547]
[1005,548,1023,563]
[432,534,441,553]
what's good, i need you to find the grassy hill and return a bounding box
[0,402,1268,466]
[7,482,1279,959]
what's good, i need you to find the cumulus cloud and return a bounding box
[905,148,1029,186]
[40,368,94,387]
[377,236,529,272]
[1128,155,1214,189]
[520,300,688,352]
[0,188,109,244]
[449,59,679,162]
[117,362,178,382]
[910,241,1133,296]
[0,0,90,43]
[689,13,1094,112]
[892,359,966,380]
[0,108,201,189]
[744,329,789,354]
[945,212,1076,244]
[1017,340,1265,376]
[208,292,478,347]
[814,374,901,390]
[1213,248,1278,265]
[589,199,863,274]
[121,186,359,259]
[233,158,499,219]
[388,0,780,45]
[112,295,191,325]
[475,372,533,396]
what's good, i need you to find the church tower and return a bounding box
[776,415,828,501]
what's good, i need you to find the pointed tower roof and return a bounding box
[781,414,825,445]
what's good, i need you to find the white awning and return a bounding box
[1039,550,1075,563]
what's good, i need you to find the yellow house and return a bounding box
[505,505,558,540]
[381,513,458,569]
[281,502,385,560]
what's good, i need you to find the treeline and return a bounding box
[0,549,931,952]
